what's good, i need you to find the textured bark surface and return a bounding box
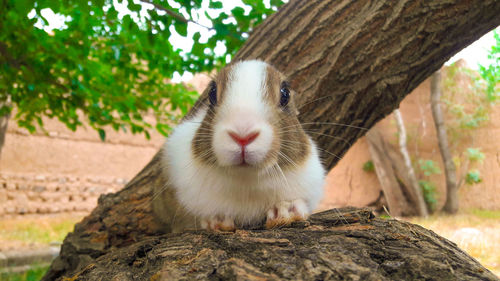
[55,208,498,281]
[431,70,459,214]
[42,0,500,280]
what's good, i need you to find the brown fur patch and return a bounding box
[264,65,310,169]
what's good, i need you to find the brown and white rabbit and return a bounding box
[154,60,325,231]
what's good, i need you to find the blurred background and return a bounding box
[0,0,498,279]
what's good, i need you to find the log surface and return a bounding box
[60,208,498,281]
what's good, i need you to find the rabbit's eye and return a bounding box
[280,81,290,107]
[208,81,217,106]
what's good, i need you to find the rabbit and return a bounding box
[153,60,325,232]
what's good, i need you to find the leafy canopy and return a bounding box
[0,0,285,140]
[478,30,499,102]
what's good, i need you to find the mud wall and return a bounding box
[320,63,500,211]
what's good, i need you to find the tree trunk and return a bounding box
[393,109,429,217]
[0,112,8,160]
[54,207,498,281]
[366,129,411,217]
[366,126,427,217]
[42,0,500,280]
[431,70,459,214]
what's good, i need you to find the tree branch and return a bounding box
[139,0,215,32]
[0,42,26,69]
[139,0,244,41]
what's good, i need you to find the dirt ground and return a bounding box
[407,209,500,277]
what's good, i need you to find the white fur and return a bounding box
[163,60,325,226]
[212,60,274,166]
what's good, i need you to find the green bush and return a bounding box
[0,265,49,281]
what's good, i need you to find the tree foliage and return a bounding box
[0,0,284,139]
[478,30,499,102]
[438,31,499,191]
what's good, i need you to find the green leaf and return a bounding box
[191,42,205,56]
[418,180,438,212]
[466,148,485,162]
[209,1,223,9]
[193,31,201,42]
[13,0,34,14]
[128,2,142,12]
[98,129,106,141]
[174,21,188,37]
[465,170,482,185]
[418,159,442,176]
[213,22,229,36]
[362,160,375,172]
[270,0,285,7]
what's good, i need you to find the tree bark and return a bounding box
[54,207,498,281]
[431,70,459,214]
[366,126,427,217]
[0,112,8,160]
[366,129,410,217]
[393,109,429,217]
[42,0,500,280]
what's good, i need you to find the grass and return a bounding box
[0,214,84,251]
[407,208,500,277]
[469,208,500,220]
[0,214,83,281]
[0,266,49,281]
